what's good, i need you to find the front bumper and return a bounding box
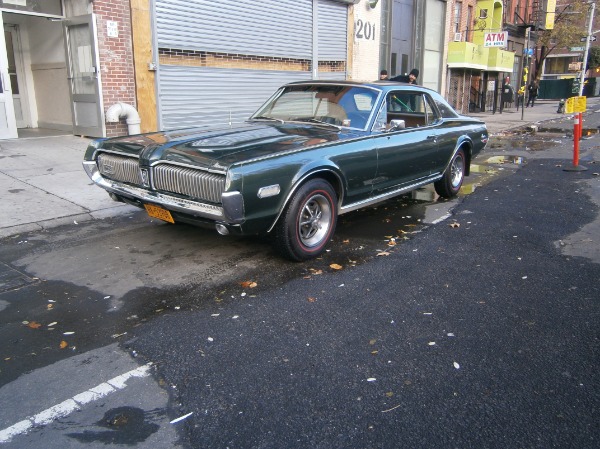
[83,160,244,224]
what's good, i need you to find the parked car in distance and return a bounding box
[83,81,488,261]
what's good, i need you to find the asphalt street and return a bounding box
[1,102,599,448]
[128,154,600,448]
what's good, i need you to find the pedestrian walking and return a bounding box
[526,81,538,107]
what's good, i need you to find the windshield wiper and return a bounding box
[249,116,285,124]
[292,117,342,130]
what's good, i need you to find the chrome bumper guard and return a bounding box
[83,161,243,223]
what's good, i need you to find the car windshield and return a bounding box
[251,84,378,130]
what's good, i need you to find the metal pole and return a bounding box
[579,2,596,96]
[522,27,531,121]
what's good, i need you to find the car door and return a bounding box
[372,91,441,194]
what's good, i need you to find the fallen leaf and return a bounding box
[27,321,42,329]
[387,240,397,247]
[310,269,323,275]
[367,378,377,382]
[376,251,391,256]
[59,340,68,349]
[342,239,350,244]
[329,263,343,270]
[63,331,75,335]
[47,304,54,310]
[369,339,377,345]
[371,350,379,355]
[307,297,317,303]
[385,392,394,397]
[240,281,258,288]
[453,362,460,369]
[48,322,58,327]
[449,223,460,228]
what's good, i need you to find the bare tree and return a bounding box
[531,0,590,82]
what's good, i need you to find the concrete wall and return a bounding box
[350,0,381,81]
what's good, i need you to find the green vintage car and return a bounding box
[83,81,488,261]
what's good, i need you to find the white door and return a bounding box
[4,25,25,128]
[63,15,104,137]
[0,15,18,139]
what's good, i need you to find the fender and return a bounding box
[266,164,345,233]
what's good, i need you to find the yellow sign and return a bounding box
[565,96,587,114]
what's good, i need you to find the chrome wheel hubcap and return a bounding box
[299,194,332,247]
[450,154,464,188]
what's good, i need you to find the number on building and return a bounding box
[356,19,375,40]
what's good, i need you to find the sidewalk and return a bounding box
[0,100,595,239]
[0,134,137,239]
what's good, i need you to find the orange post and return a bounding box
[573,114,580,167]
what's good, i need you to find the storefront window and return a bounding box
[0,0,62,17]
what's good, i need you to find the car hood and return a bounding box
[99,122,359,170]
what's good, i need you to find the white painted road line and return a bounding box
[0,363,152,443]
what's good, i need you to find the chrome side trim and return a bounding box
[83,161,224,219]
[339,175,442,215]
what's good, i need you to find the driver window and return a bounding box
[386,91,427,128]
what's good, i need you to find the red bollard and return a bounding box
[564,112,588,172]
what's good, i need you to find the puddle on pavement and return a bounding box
[486,155,526,165]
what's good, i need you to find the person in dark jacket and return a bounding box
[526,81,538,107]
[390,68,419,84]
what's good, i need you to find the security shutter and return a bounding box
[155,0,349,129]
[159,67,312,129]
[155,0,313,59]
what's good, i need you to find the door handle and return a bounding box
[427,134,437,141]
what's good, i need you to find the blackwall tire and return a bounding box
[275,179,338,261]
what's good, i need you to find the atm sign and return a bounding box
[484,32,507,47]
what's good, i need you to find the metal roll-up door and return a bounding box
[154,0,349,129]
[156,0,312,59]
[159,67,312,130]
[318,0,348,80]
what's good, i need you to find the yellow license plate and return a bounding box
[144,204,175,223]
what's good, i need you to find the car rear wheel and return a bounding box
[434,148,466,198]
[275,179,338,261]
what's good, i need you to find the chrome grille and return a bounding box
[97,153,142,185]
[153,165,226,204]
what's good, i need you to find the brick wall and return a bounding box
[93,0,136,137]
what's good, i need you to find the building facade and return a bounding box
[0,0,523,140]
[446,0,515,114]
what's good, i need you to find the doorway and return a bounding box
[4,24,28,128]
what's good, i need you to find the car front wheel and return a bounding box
[275,179,338,261]
[434,148,466,198]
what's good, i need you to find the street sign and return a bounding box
[580,36,597,42]
[565,96,586,114]
[570,47,585,52]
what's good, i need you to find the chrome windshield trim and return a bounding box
[83,161,224,219]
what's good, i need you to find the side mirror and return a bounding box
[389,119,406,131]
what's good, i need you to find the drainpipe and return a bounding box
[105,102,141,135]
